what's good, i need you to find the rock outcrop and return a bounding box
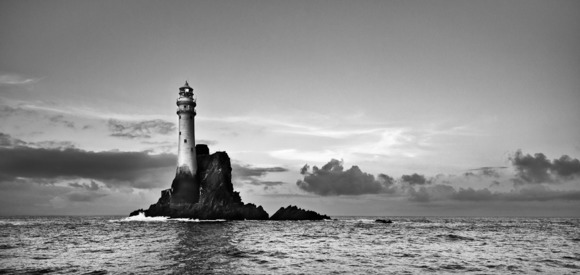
[131,147,269,220]
[270,205,331,220]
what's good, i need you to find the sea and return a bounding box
[0,215,579,274]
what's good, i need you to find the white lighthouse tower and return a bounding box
[176,81,197,177]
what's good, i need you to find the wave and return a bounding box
[0,221,26,226]
[110,212,226,223]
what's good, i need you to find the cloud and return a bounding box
[32,140,77,150]
[408,185,455,202]
[0,145,175,189]
[510,151,553,183]
[107,119,176,139]
[1,132,77,150]
[296,159,394,196]
[0,133,27,147]
[0,73,40,86]
[552,155,580,179]
[66,192,107,202]
[464,167,507,178]
[408,184,580,202]
[69,181,100,191]
[232,163,288,185]
[0,105,36,118]
[401,173,428,185]
[510,150,580,184]
[49,115,76,129]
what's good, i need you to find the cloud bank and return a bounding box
[0,133,175,189]
[296,151,580,203]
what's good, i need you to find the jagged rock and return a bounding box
[129,209,144,217]
[196,144,209,156]
[270,205,331,220]
[375,219,393,224]
[132,149,269,220]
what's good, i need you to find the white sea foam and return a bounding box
[112,212,170,222]
[110,212,227,223]
[171,218,227,223]
[0,220,27,226]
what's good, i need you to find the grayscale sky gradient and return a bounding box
[1,0,579,216]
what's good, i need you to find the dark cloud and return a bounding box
[510,150,580,183]
[453,188,494,201]
[0,133,27,147]
[510,151,552,183]
[232,164,287,178]
[378,173,395,186]
[231,163,288,186]
[1,132,77,150]
[0,145,175,189]
[66,191,107,202]
[465,167,507,178]
[0,105,32,117]
[49,115,76,129]
[33,140,76,150]
[401,173,428,185]
[408,185,455,202]
[551,155,580,178]
[408,184,580,202]
[107,119,176,139]
[69,181,100,191]
[296,159,394,196]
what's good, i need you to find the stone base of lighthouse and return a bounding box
[169,167,200,205]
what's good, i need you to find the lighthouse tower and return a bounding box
[176,81,197,178]
[171,81,200,204]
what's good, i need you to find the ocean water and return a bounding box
[1,215,579,274]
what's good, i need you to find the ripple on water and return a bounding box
[1,216,579,274]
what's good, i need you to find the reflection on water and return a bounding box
[170,222,240,274]
[1,216,579,274]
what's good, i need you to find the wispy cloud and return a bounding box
[232,162,288,186]
[0,73,41,86]
[108,119,175,139]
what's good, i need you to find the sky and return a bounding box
[1,0,579,216]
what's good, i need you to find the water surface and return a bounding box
[1,216,579,274]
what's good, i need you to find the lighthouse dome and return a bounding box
[179,81,193,92]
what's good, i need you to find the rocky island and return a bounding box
[130,82,329,220]
[130,145,330,220]
[131,145,269,219]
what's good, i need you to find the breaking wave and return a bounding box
[110,212,226,223]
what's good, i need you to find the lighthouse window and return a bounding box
[179,131,181,135]
[184,139,187,143]
[179,115,181,119]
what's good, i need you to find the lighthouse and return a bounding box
[171,81,199,204]
[176,81,197,177]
